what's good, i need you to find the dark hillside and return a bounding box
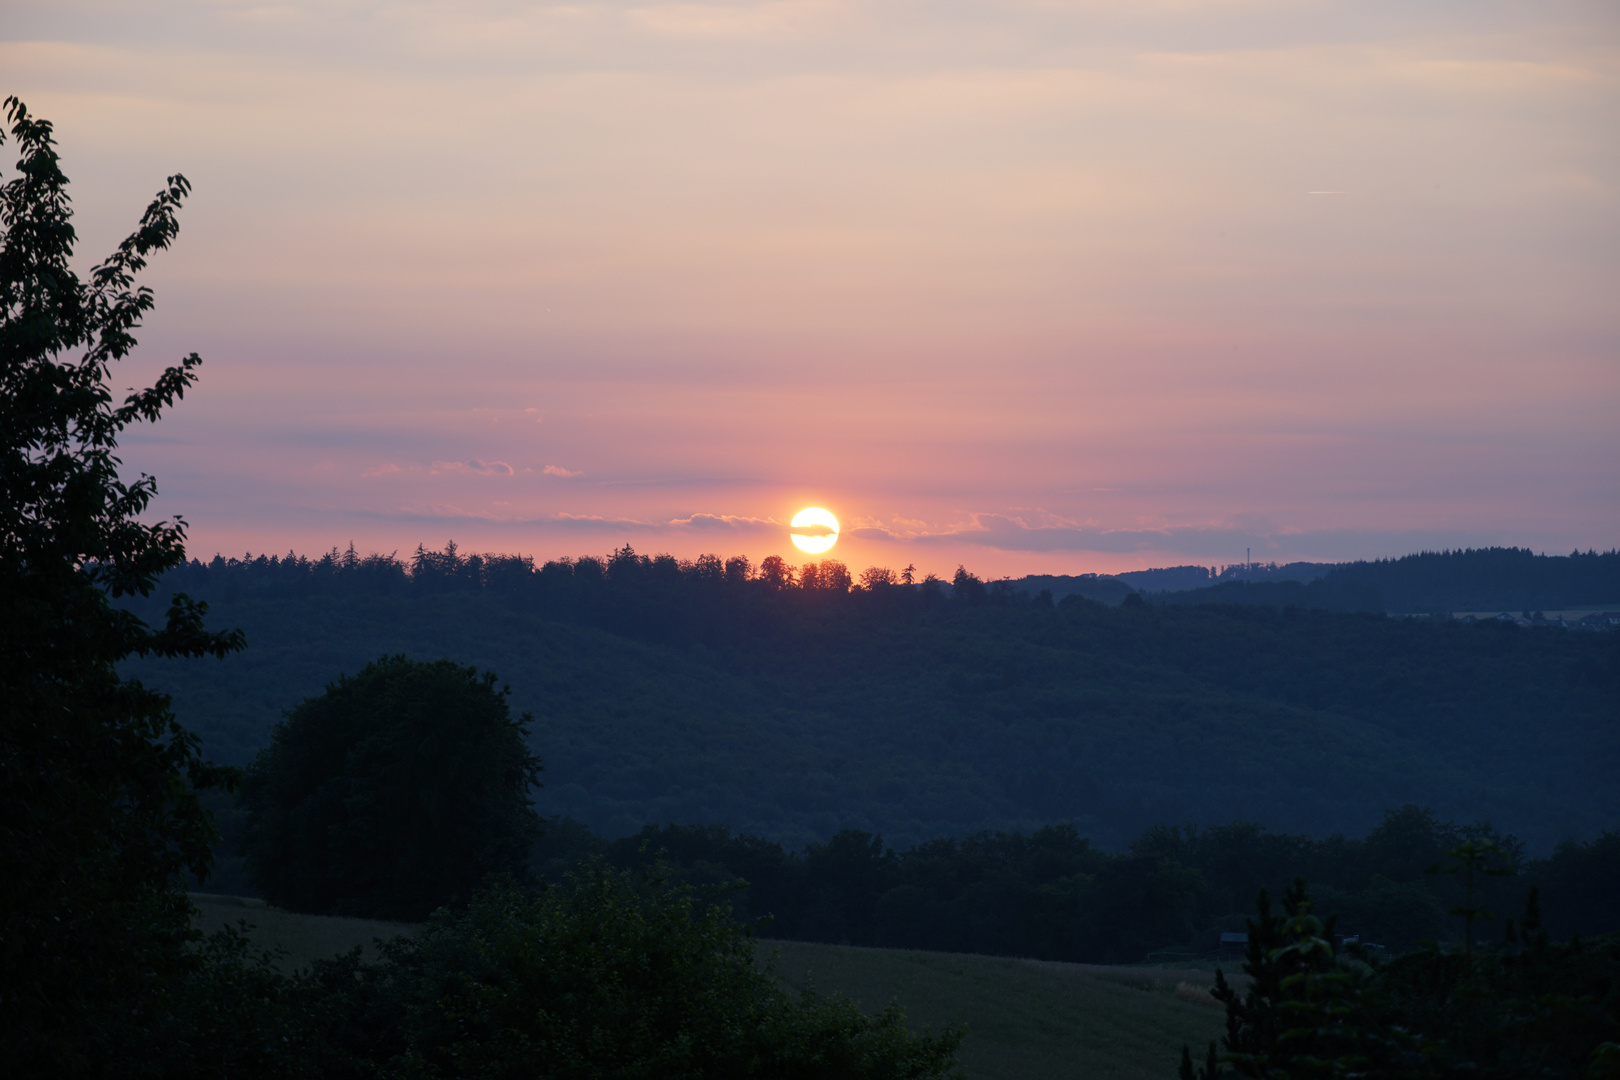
[1117,562,1333,593]
[1013,573,1135,605]
[539,810,1619,960]
[1328,546,1620,613]
[123,546,1620,852]
[1156,547,1620,614]
[1155,577,1384,613]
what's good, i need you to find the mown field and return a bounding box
[763,940,1226,1080]
[191,894,1226,1080]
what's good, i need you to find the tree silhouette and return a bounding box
[759,554,795,588]
[1431,839,1515,954]
[0,97,243,1071]
[820,559,854,592]
[952,565,986,603]
[861,566,898,590]
[241,656,543,920]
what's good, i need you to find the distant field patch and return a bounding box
[190,893,413,970]
[760,939,1227,1080]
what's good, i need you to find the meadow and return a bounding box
[190,894,1227,1080]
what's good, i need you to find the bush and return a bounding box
[307,867,963,1079]
[241,656,543,919]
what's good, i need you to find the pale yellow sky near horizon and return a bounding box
[5,0,1617,576]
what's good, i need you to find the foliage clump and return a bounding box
[241,655,544,920]
[298,868,963,1079]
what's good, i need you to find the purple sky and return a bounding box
[7,0,1618,577]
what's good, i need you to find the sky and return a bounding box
[5,0,1618,578]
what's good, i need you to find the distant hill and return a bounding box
[1117,562,1334,593]
[1012,573,1135,605]
[1011,561,1335,606]
[122,545,1620,853]
[1154,576,1384,614]
[1155,548,1620,615]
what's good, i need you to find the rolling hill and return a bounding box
[124,547,1620,852]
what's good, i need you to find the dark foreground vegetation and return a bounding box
[189,895,1232,1080]
[159,870,962,1080]
[1182,880,1620,1079]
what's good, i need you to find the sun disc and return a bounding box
[791,534,836,554]
[789,507,839,554]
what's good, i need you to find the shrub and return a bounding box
[309,867,964,1079]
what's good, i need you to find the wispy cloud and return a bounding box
[543,464,582,477]
[667,513,780,533]
[861,512,1522,561]
[431,459,516,476]
[352,507,662,529]
[552,512,661,530]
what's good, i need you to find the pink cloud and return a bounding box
[667,513,779,533]
[431,459,516,477]
[543,464,582,477]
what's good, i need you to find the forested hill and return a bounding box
[1322,547,1620,613]
[1044,548,1620,615]
[122,545,1620,852]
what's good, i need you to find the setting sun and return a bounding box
[789,507,839,554]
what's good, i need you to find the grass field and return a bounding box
[762,941,1225,1080]
[190,894,1226,1079]
[190,893,414,969]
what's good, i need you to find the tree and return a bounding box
[241,655,544,920]
[820,558,853,592]
[952,564,986,603]
[860,565,897,590]
[1181,880,1620,1079]
[1181,880,1422,1080]
[0,97,243,1073]
[1430,839,1515,954]
[759,554,795,588]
